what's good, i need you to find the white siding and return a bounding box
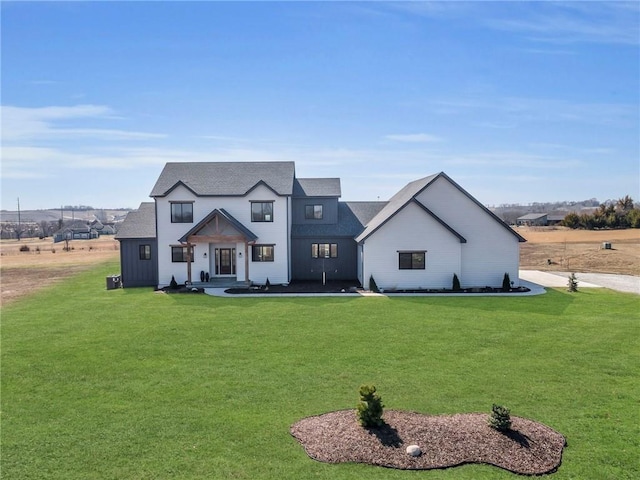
[415,176,520,288]
[156,184,290,286]
[362,202,462,290]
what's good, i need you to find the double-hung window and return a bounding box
[252,245,274,262]
[139,244,151,260]
[311,243,338,258]
[398,251,426,270]
[251,202,273,222]
[305,205,323,220]
[171,246,194,263]
[171,202,193,223]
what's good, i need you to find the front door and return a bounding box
[216,247,236,275]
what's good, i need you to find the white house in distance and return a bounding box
[116,161,526,290]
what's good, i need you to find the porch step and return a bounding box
[190,278,250,289]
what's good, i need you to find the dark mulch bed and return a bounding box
[225,280,530,295]
[290,410,566,475]
[159,285,205,294]
[226,280,362,294]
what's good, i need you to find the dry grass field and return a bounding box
[1,228,638,306]
[518,226,639,276]
[0,237,120,306]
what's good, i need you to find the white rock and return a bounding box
[406,444,421,457]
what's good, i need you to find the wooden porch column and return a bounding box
[186,242,192,284]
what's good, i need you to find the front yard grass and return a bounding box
[2,261,638,479]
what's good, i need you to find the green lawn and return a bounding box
[2,261,638,479]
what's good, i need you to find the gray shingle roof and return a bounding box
[517,213,547,220]
[150,162,296,197]
[115,202,156,239]
[293,178,341,197]
[355,174,439,242]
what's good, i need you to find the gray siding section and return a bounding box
[291,197,339,225]
[119,238,158,287]
[291,237,357,281]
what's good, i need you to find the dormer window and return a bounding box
[170,202,193,223]
[251,202,274,222]
[305,204,323,220]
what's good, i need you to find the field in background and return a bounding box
[518,227,639,276]
[1,228,638,306]
[0,237,119,306]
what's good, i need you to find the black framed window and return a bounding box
[171,202,193,223]
[139,244,151,260]
[252,245,274,262]
[398,251,426,270]
[305,204,323,220]
[171,246,194,263]
[311,243,338,258]
[251,202,273,222]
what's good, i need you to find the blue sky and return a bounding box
[2,1,638,210]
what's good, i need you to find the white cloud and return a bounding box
[1,104,162,141]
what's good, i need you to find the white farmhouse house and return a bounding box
[116,162,525,290]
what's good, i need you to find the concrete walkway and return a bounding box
[203,271,637,298]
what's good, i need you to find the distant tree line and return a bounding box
[561,196,640,229]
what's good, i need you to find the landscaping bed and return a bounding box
[291,410,566,475]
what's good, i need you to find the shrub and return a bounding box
[356,384,384,427]
[488,404,512,432]
[502,273,511,292]
[452,273,461,291]
[369,275,379,293]
[567,273,578,292]
[19,245,30,252]
[169,275,178,290]
[265,278,271,290]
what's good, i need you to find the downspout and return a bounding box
[287,195,291,283]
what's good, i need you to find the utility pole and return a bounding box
[17,197,21,240]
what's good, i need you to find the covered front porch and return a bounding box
[178,208,258,285]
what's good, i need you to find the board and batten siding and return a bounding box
[415,176,521,288]
[155,183,290,286]
[291,237,357,281]
[361,202,462,290]
[119,238,158,287]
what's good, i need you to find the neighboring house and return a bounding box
[115,202,158,287]
[53,220,100,243]
[547,214,566,226]
[117,162,526,290]
[516,213,548,226]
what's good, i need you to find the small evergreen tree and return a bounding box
[170,275,178,289]
[264,277,270,290]
[369,275,379,293]
[357,384,384,427]
[502,273,511,292]
[567,273,578,292]
[488,404,512,432]
[452,273,461,291]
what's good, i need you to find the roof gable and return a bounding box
[150,162,295,198]
[356,172,525,243]
[178,208,257,243]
